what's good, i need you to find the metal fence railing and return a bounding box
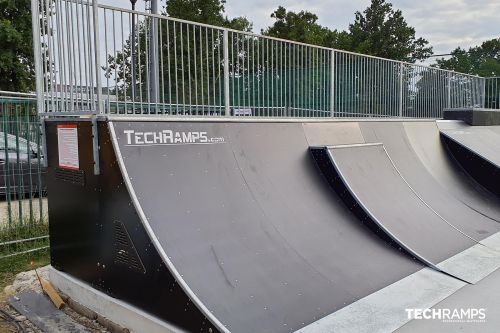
[31,0,491,119]
[485,77,500,109]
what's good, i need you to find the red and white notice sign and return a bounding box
[57,124,79,170]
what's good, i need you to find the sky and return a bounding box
[103,0,500,61]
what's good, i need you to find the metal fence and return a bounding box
[31,0,490,119]
[0,92,47,226]
[485,77,500,109]
[0,92,48,260]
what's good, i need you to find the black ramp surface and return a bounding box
[326,144,476,268]
[111,121,421,333]
[359,122,500,241]
[404,121,500,223]
[439,122,500,167]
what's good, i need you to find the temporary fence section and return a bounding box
[0,92,48,260]
[31,0,489,119]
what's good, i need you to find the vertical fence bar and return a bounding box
[398,62,403,118]
[223,29,230,116]
[31,0,44,115]
[446,72,451,108]
[92,0,102,113]
[330,50,335,117]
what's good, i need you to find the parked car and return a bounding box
[0,132,47,198]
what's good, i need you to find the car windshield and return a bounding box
[0,133,34,155]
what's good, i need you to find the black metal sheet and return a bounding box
[439,123,500,167]
[360,122,500,240]
[111,121,421,333]
[327,144,476,265]
[404,121,500,223]
[8,291,91,333]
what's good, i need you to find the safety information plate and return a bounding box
[57,124,79,170]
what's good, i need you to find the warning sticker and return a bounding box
[57,124,79,170]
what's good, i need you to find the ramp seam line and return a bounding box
[324,149,443,275]
[380,145,482,244]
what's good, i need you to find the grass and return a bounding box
[0,219,50,298]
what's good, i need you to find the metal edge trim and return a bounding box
[108,121,230,333]
[324,147,454,277]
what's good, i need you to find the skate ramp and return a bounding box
[404,121,500,223]
[109,120,422,333]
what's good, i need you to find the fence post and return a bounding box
[31,0,48,167]
[482,77,486,108]
[92,0,103,114]
[223,29,230,117]
[398,62,403,118]
[30,0,43,114]
[330,50,335,118]
[150,0,160,111]
[446,72,451,108]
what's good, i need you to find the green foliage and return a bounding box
[166,0,252,31]
[263,0,432,63]
[0,0,35,92]
[348,0,432,62]
[0,220,49,292]
[262,6,350,49]
[436,38,500,76]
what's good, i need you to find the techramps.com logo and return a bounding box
[123,129,226,146]
[406,308,487,323]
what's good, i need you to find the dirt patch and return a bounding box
[1,266,110,333]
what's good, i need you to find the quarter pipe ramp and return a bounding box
[45,118,500,333]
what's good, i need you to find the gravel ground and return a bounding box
[1,266,110,333]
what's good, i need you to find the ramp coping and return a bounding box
[108,122,230,333]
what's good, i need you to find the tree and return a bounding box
[263,6,350,49]
[436,38,500,77]
[106,0,253,113]
[436,39,500,109]
[166,0,252,31]
[0,0,35,92]
[348,0,432,62]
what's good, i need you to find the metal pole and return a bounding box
[30,0,48,167]
[30,0,44,114]
[330,50,335,117]
[92,0,103,113]
[131,0,137,103]
[447,71,452,108]
[398,62,403,118]
[149,0,160,110]
[223,29,230,116]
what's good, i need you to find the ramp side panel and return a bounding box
[438,124,500,168]
[359,122,500,241]
[437,123,500,196]
[111,121,422,333]
[327,144,476,265]
[403,121,500,223]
